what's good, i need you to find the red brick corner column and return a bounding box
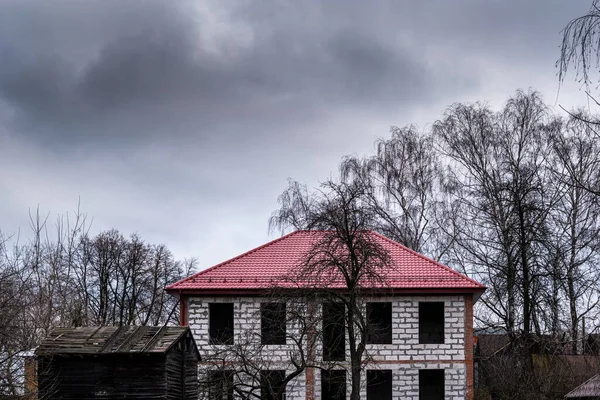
[179,295,188,326]
[465,294,474,400]
[306,302,316,400]
[306,367,315,400]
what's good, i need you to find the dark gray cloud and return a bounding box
[0,0,594,266]
[0,0,480,151]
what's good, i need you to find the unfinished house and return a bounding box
[36,326,199,399]
[167,230,485,400]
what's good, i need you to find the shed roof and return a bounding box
[167,230,485,295]
[565,374,600,398]
[36,326,197,357]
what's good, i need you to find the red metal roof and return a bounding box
[166,230,485,294]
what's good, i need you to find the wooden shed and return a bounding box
[36,326,199,399]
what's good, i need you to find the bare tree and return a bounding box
[433,90,558,339]
[0,231,36,397]
[270,179,391,400]
[547,116,600,352]
[77,230,195,326]
[557,1,600,201]
[558,0,600,89]
[0,206,196,395]
[341,126,441,256]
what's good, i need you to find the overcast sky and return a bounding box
[0,0,594,269]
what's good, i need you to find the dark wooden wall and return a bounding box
[166,334,199,399]
[183,345,199,398]
[166,350,183,399]
[38,351,198,399]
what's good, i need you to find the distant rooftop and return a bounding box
[564,374,600,398]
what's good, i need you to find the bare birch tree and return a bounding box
[547,116,600,352]
[433,91,558,338]
[340,126,442,257]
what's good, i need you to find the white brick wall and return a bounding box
[313,363,465,400]
[189,295,468,399]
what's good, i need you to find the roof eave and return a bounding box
[169,287,486,297]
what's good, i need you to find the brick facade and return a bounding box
[188,294,474,399]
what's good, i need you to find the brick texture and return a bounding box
[189,295,469,399]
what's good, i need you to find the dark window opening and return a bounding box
[260,370,286,400]
[367,370,392,400]
[419,302,444,344]
[323,302,345,361]
[209,303,234,345]
[419,369,444,400]
[208,371,234,400]
[366,302,392,344]
[321,370,346,400]
[261,303,286,345]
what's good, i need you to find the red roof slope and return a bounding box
[166,230,485,294]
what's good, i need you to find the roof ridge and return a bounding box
[166,230,305,291]
[368,230,485,289]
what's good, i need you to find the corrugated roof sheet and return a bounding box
[36,326,193,356]
[167,230,485,293]
[565,374,600,398]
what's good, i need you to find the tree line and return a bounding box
[275,90,600,349]
[0,207,196,396]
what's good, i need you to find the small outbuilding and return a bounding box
[564,374,600,399]
[36,326,199,399]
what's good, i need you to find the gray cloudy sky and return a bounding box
[0,0,593,268]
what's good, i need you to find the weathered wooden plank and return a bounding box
[36,326,195,354]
